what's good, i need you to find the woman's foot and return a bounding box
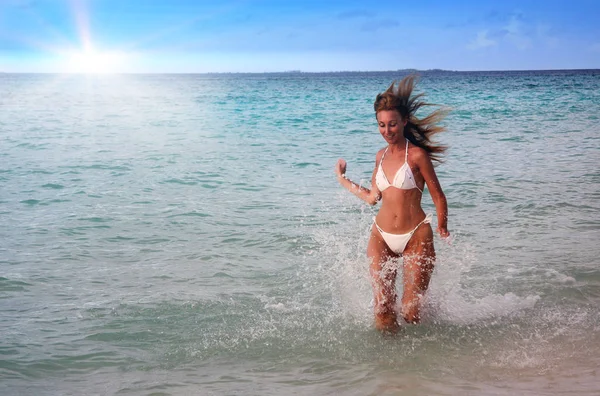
[374,313,400,334]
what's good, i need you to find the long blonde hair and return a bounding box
[374,75,448,162]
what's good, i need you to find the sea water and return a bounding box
[1,70,599,395]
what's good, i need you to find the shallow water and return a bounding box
[1,70,599,395]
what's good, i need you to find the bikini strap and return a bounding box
[404,139,409,162]
[380,146,389,166]
[409,214,434,236]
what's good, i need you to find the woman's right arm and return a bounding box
[335,156,381,206]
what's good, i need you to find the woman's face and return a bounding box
[376,110,405,144]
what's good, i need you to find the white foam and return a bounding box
[544,268,576,284]
[309,198,543,327]
[427,291,540,324]
[264,302,287,311]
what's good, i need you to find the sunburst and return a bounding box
[64,47,125,73]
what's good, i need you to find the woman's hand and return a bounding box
[335,159,347,178]
[437,226,451,243]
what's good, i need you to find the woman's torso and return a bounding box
[374,144,427,233]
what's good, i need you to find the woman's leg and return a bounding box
[367,226,400,332]
[401,223,435,324]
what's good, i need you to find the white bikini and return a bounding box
[374,140,432,255]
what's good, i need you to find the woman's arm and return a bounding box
[416,151,449,238]
[335,157,381,206]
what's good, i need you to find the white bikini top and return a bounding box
[375,140,422,193]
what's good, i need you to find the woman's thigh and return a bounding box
[402,223,435,295]
[367,226,399,302]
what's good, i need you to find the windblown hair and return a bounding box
[374,75,448,162]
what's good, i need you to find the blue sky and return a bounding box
[0,0,599,72]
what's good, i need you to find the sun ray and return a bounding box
[70,0,91,50]
[2,0,239,74]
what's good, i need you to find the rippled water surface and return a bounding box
[1,71,600,395]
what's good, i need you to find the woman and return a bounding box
[335,75,449,333]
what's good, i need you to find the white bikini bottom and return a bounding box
[374,214,433,255]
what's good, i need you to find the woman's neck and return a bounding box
[387,139,407,154]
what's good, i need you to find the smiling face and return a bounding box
[376,110,406,144]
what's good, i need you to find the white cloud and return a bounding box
[504,15,532,50]
[536,24,560,49]
[467,30,496,50]
[467,14,534,51]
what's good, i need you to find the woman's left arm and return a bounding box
[416,151,449,238]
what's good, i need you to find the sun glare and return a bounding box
[65,49,125,74]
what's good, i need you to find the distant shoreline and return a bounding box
[1,69,599,75]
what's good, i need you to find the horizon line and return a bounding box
[1,68,599,75]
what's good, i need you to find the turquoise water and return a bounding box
[1,71,599,395]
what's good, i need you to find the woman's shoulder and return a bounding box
[375,147,387,161]
[408,144,432,163]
